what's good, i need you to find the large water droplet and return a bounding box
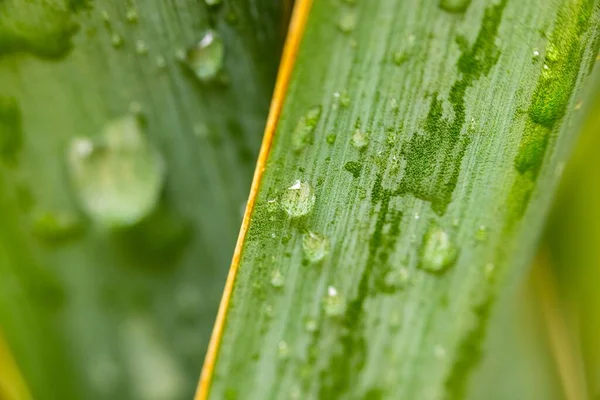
[280,180,315,218]
[323,286,345,317]
[292,106,322,152]
[67,115,165,228]
[420,224,458,273]
[302,231,329,262]
[184,30,224,82]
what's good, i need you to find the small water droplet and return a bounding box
[414,213,420,220]
[32,210,84,245]
[135,40,148,55]
[277,340,290,359]
[351,129,369,149]
[420,224,458,273]
[302,231,329,262]
[280,180,315,218]
[156,55,167,69]
[326,134,336,144]
[543,64,549,70]
[67,115,165,227]
[339,91,351,108]
[270,269,285,288]
[338,9,357,33]
[484,262,495,279]
[205,0,222,4]
[475,225,488,241]
[389,97,399,111]
[532,49,540,57]
[292,106,322,151]
[125,7,139,23]
[323,286,345,317]
[384,267,410,288]
[304,317,318,332]
[110,33,123,48]
[434,344,446,359]
[88,353,120,395]
[264,304,274,318]
[184,30,224,82]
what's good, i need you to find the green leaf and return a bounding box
[202,0,600,399]
[0,0,287,399]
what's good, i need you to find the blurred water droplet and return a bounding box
[136,40,148,55]
[304,317,318,332]
[292,106,322,151]
[475,225,488,241]
[270,269,285,288]
[122,316,186,400]
[67,115,165,228]
[32,210,84,245]
[420,224,458,273]
[184,30,224,82]
[351,129,369,149]
[277,340,290,359]
[338,9,357,33]
[125,7,139,23]
[323,286,345,317]
[156,55,167,69]
[280,180,315,218]
[302,231,329,263]
[326,134,336,144]
[205,0,222,5]
[434,344,446,359]
[88,353,120,395]
[110,33,123,48]
[384,267,410,289]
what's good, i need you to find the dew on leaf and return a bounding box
[67,115,165,228]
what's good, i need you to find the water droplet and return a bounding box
[122,316,186,400]
[135,40,148,55]
[110,33,123,48]
[156,55,167,69]
[338,9,357,33]
[484,262,495,279]
[184,30,224,82]
[543,64,549,70]
[264,304,274,318]
[389,98,399,111]
[280,180,315,218]
[304,317,318,332]
[414,213,420,220]
[205,0,222,4]
[434,344,446,359]
[351,129,369,149]
[277,340,290,359]
[270,269,285,288]
[384,267,410,288]
[533,49,540,57]
[475,225,488,241]
[302,231,329,262]
[339,91,351,108]
[67,115,165,228]
[32,210,84,245]
[292,106,322,151]
[323,286,345,317]
[125,7,139,23]
[420,224,458,273]
[326,134,336,144]
[88,353,120,395]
